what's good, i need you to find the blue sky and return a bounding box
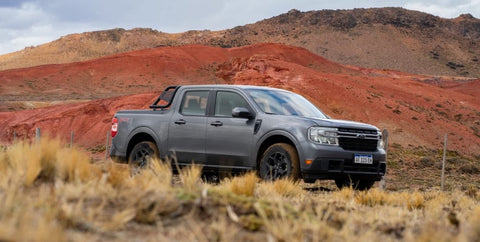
[0,0,479,55]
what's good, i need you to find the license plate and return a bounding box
[354,154,373,164]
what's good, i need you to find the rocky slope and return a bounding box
[0,8,479,77]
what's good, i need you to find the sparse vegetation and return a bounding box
[386,144,480,190]
[1,139,479,241]
[446,61,465,70]
[393,107,401,114]
[471,126,480,138]
[367,90,383,98]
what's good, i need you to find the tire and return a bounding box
[201,173,220,184]
[303,178,316,184]
[335,178,375,191]
[128,141,158,173]
[259,143,300,181]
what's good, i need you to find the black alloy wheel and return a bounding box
[259,143,299,181]
[128,141,158,173]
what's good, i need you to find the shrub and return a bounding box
[458,163,480,174]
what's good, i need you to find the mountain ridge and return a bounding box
[1,7,479,76]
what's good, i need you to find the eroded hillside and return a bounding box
[1,44,479,156]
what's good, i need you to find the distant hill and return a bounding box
[0,7,479,77]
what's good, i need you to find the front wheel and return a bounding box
[259,143,300,181]
[128,141,158,173]
[335,178,375,191]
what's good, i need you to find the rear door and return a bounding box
[168,89,209,164]
[205,90,256,169]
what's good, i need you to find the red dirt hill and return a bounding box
[0,44,479,156]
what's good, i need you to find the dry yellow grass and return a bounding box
[0,139,479,241]
[256,178,304,198]
[179,164,203,193]
[354,189,425,210]
[226,172,259,197]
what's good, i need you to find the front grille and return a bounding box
[337,128,379,151]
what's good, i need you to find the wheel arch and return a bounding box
[126,127,160,160]
[255,131,303,171]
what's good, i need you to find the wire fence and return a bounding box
[8,127,450,190]
[10,128,112,159]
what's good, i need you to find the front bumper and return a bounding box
[300,142,386,181]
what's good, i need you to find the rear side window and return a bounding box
[180,91,209,116]
[215,91,249,117]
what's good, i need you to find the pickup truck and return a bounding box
[110,85,386,190]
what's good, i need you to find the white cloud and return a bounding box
[0,2,95,54]
[0,2,48,28]
[0,3,51,53]
[404,0,480,18]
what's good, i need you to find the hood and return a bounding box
[309,117,379,131]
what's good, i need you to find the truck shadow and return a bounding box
[303,186,333,192]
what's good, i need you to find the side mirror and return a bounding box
[232,107,254,119]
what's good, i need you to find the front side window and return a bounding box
[180,91,209,116]
[215,91,249,117]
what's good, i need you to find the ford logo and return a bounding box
[356,134,366,139]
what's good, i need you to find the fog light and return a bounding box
[305,159,313,165]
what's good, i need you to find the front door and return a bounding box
[206,91,256,170]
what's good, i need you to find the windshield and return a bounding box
[247,89,328,119]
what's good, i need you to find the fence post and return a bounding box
[35,128,41,143]
[441,134,447,191]
[382,129,389,151]
[70,131,74,148]
[105,131,110,159]
[379,129,389,190]
[13,130,17,143]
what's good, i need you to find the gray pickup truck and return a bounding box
[110,85,386,190]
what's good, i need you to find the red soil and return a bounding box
[1,43,479,156]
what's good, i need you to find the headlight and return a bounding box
[378,131,384,149]
[308,127,338,145]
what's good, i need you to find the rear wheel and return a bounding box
[335,178,375,191]
[259,143,299,181]
[128,141,158,173]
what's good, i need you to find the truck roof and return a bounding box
[177,84,290,92]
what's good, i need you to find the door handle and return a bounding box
[210,121,223,127]
[174,119,186,125]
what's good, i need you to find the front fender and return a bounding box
[254,129,305,168]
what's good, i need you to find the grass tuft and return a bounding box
[466,206,480,241]
[56,147,98,182]
[179,164,203,193]
[228,172,259,197]
[355,188,388,206]
[333,187,355,201]
[257,178,303,198]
